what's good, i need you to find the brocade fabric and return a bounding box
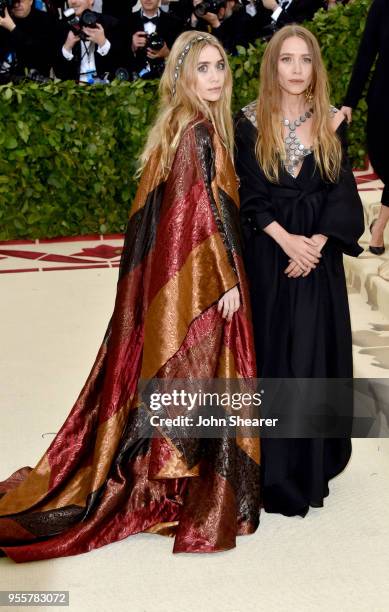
[0,119,260,562]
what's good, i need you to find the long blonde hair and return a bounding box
[138,31,234,178]
[255,25,342,183]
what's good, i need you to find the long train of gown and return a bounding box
[0,119,260,562]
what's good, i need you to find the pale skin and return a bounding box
[192,44,239,321]
[261,0,280,11]
[264,36,344,278]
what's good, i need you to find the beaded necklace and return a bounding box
[282,108,313,177]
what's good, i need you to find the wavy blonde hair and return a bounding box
[138,31,234,178]
[255,25,342,183]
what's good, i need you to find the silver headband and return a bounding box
[172,35,213,96]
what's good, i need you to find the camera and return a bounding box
[194,0,226,18]
[115,67,130,81]
[145,32,165,52]
[135,32,165,80]
[63,8,98,41]
[0,0,12,18]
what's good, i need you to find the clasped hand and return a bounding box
[282,233,327,278]
[83,24,106,47]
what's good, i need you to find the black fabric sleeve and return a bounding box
[343,0,382,108]
[193,122,240,275]
[234,114,276,234]
[316,121,365,257]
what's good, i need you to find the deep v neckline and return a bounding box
[285,117,347,182]
[239,103,346,183]
[286,151,312,181]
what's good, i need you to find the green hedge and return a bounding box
[0,0,370,240]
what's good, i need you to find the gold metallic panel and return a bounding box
[141,233,238,379]
[0,455,51,515]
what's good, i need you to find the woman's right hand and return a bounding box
[280,233,322,273]
[217,286,240,322]
[340,106,352,124]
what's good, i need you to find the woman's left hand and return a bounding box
[217,286,240,321]
[284,234,328,278]
[284,260,305,278]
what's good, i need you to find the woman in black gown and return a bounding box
[235,25,364,517]
[342,0,389,255]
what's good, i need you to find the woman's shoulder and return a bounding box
[235,100,258,129]
[180,116,214,144]
[241,100,258,128]
[176,118,215,162]
[234,100,258,146]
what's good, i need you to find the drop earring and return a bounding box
[305,84,314,103]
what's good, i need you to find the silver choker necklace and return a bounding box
[282,108,313,177]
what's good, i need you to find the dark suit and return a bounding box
[185,3,271,50]
[212,8,256,54]
[344,0,389,204]
[169,0,196,26]
[0,8,55,83]
[256,0,324,38]
[54,12,124,81]
[102,0,137,20]
[129,10,181,79]
[184,5,252,52]
[272,0,325,27]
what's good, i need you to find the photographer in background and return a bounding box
[188,0,254,54]
[129,0,181,80]
[260,0,325,32]
[0,0,55,83]
[54,0,124,82]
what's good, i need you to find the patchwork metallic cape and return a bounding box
[0,119,260,561]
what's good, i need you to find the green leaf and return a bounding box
[0,0,370,240]
[4,137,18,149]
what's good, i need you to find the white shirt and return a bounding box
[245,1,257,17]
[62,38,111,83]
[272,0,293,22]
[140,9,160,35]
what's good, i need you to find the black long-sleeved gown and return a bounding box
[344,0,389,205]
[235,103,364,517]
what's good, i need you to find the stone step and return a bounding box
[345,250,389,320]
[348,289,389,378]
